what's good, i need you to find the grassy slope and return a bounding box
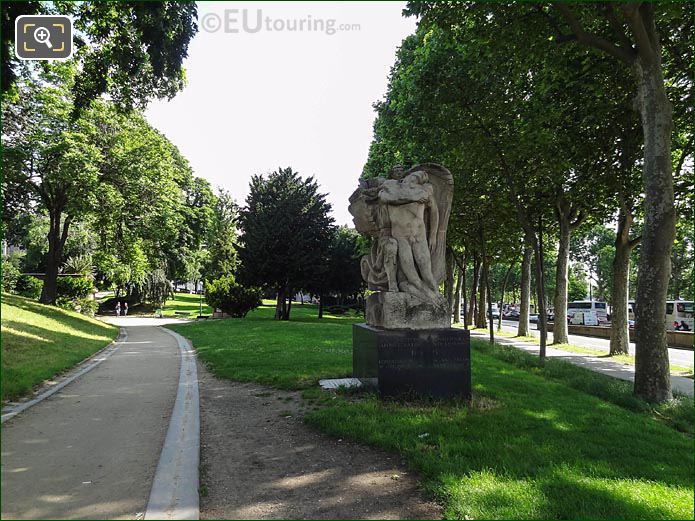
[168,302,694,520]
[1,293,119,401]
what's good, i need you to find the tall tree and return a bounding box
[2,71,198,303]
[238,167,334,320]
[206,189,239,280]
[405,0,692,401]
[2,76,100,303]
[550,3,689,401]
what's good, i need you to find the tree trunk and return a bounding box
[633,58,675,402]
[482,250,494,343]
[476,256,488,329]
[461,253,468,329]
[467,253,480,326]
[552,210,572,344]
[453,264,462,324]
[40,211,71,304]
[275,286,285,320]
[487,272,494,344]
[444,248,455,317]
[283,288,293,320]
[534,217,548,364]
[518,235,533,336]
[610,208,637,356]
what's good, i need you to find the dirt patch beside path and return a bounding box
[197,362,442,520]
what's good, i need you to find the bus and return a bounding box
[567,301,608,324]
[666,301,693,331]
[628,300,693,331]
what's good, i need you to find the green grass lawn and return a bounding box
[168,302,694,520]
[161,292,213,317]
[1,293,119,401]
[168,301,354,388]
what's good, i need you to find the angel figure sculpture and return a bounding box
[348,163,453,329]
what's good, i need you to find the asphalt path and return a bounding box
[1,321,181,520]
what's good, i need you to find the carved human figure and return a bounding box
[378,171,439,295]
[350,175,400,292]
[361,188,399,292]
[348,163,453,301]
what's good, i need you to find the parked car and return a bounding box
[504,309,520,320]
[488,303,500,319]
[529,314,539,324]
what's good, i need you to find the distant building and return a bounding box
[1,239,25,257]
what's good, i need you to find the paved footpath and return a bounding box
[470,330,694,397]
[1,320,181,520]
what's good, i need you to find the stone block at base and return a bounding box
[353,323,471,399]
[366,292,450,330]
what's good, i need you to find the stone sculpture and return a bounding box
[348,163,454,329]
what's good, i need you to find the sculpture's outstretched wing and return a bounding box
[348,185,379,237]
[406,163,453,283]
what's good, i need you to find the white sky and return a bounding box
[145,2,417,225]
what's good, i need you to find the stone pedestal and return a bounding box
[353,324,471,399]
[366,291,450,330]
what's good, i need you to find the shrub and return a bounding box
[1,260,21,293]
[134,269,173,307]
[56,296,99,316]
[15,275,43,300]
[56,276,94,300]
[205,276,262,318]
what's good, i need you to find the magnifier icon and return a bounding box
[34,26,52,48]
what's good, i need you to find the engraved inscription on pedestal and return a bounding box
[353,324,471,399]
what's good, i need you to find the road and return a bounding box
[495,319,694,369]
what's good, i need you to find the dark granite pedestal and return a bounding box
[353,323,471,399]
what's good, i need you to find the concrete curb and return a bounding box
[1,329,127,424]
[145,327,200,521]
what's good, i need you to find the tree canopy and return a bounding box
[1,1,198,113]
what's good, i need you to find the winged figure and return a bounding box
[348,163,453,299]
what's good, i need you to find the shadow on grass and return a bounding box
[472,338,694,434]
[309,353,694,519]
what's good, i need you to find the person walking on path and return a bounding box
[123,302,129,316]
[115,301,121,317]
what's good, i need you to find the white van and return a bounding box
[666,301,693,331]
[566,301,608,324]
